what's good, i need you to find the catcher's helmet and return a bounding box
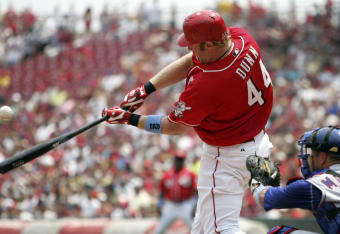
[298,126,340,178]
[176,10,228,47]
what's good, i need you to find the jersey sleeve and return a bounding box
[168,75,219,126]
[263,179,323,212]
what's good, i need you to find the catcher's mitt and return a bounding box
[246,155,280,191]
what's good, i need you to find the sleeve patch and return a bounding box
[171,101,192,119]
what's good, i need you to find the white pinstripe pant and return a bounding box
[191,131,272,234]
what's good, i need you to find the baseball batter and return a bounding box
[102,10,273,234]
[155,152,197,234]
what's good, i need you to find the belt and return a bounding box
[241,138,255,144]
[241,129,265,144]
[203,130,265,155]
[169,199,186,203]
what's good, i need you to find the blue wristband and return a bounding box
[157,197,164,208]
[145,115,163,133]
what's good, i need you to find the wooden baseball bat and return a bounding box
[0,115,109,174]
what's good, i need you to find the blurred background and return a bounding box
[0,0,339,233]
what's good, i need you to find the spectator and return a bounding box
[3,6,18,35]
[100,4,110,32]
[20,8,36,33]
[147,0,162,30]
[155,152,197,234]
[83,7,92,33]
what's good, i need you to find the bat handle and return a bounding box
[121,106,130,111]
[102,115,110,121]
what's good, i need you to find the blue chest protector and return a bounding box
[310,170,340,234]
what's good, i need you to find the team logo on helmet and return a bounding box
[173,101,191,118]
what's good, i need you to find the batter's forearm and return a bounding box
[149,53,193,90]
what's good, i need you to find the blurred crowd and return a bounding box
[0,0,340,222]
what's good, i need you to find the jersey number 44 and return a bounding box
[247,59,272,106]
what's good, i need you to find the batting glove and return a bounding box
[102,106,140,126]
[120,81,156,112]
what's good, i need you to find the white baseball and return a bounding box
[0,105,14,121]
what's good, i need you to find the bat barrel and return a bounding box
[0,115,109,174]
[0,142,55,173]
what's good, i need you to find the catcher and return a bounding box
[246,126,340,234]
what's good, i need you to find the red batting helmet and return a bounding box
[176,10,228,47]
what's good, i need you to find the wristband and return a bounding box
[145,115,163,133]
[157,197,164,208]
[129,114,141,127]
[253,185,269,208]
[144,81,156,95]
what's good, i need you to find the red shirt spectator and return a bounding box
[84,7,92,32]
[159,153,196,202]
[3,7,18,35]
[20,8,36,33]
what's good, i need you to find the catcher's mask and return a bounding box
[298,126,340,178]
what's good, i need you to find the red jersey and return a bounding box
[159,168,196,202]
[168,27,273,146]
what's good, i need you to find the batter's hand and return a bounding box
[120,82,156,112]
[102,106,132,124]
